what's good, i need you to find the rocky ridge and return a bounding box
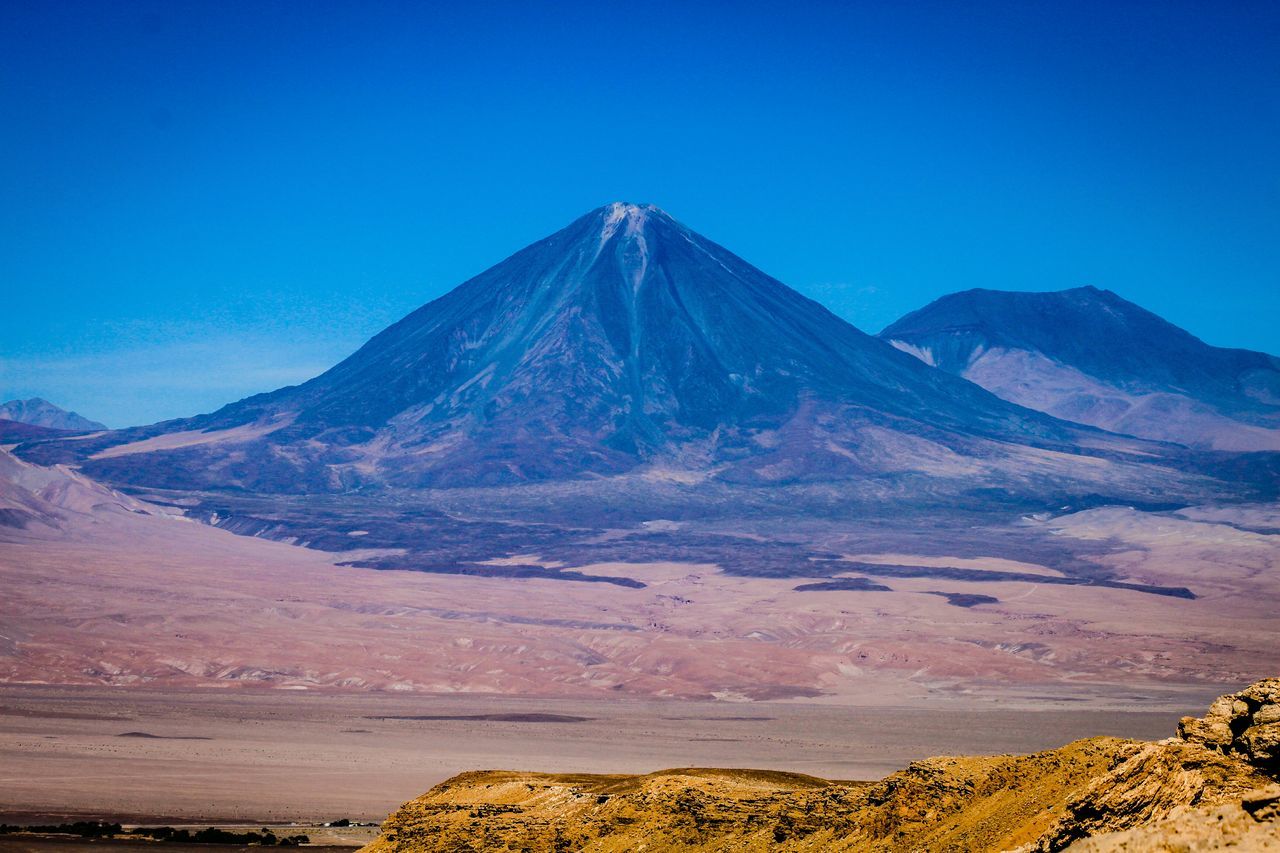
[360,680,1280,852]
[1069,785,1279,851]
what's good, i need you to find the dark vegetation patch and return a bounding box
[814,561,1195,599]
[0,824,308,846]
[116,731,212,740]
[363,713,591,723]
[793,577,892,592]
[661,716,776,721]
[1174,450,1280,501]
[0,706,133,721]
[117,487,1193,599]
[128,827,310,846]
[0,508,34,528]
[1021,493,1190,514]
[925,591,1000,608]
[121,490,921,582]
[1226,525,1280,535]
[0,823,123,839]
[336,558,645,588]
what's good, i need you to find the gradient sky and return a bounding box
[2,0,1278,427]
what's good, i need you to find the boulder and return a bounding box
[1243,723,1280,768]
[1178,678,1280,772]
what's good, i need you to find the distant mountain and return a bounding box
[12,207,1239,500]
[881,287,1280,451]
[0,398,105,432]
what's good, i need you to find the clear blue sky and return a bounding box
[2,0,1277,427]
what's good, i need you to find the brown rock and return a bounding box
[1178,677,1280,771]
[1242,785,1280,822]
[1179,715,1234,751]
[1241,680,1280,707]
[1244,723,1280,767]
[1068,785,1280,851]
[1031,739,1273,851]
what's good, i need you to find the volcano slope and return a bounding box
[360,680,1280,853]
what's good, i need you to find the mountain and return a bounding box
[0,398,105,432]
[881,287,1280,451]
[10,206,1242,501]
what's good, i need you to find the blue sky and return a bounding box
[2,0,1278,427]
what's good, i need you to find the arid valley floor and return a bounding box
[2,455,1278,829]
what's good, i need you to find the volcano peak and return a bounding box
[597,202,672,243]
[601,201,666,221]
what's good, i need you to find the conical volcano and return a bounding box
[22,204,1203,494]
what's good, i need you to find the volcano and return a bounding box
[16,205,1228,497]
[882,287,1280,451]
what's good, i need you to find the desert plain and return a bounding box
[2,456,1278,825]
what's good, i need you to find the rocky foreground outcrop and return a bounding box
[1178,678,1280,772]
[362,680,1280,852]
[1068,785,1279,852]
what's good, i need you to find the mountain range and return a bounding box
[881,287,1280,451]
[15,203,1266,506]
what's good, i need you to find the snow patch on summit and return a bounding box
[599,202,654,241]
[597,204,654,290]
